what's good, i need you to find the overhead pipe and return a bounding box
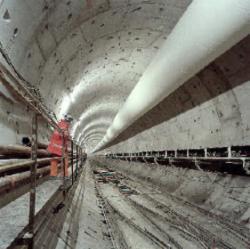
[0,157,60,176]
[93,0,250,152]
[0,167,50,192]
[0,167,50,209]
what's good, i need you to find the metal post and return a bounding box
[79,147,81,168]
[78,147,81,168]
[28,113,38,247]
[75,145,78,179]
[62,135,66,197]
[174,150,177,158]
[228,146,232,158]
[80,148,82,168]
[205,148,208,158]
[71,140,74,185]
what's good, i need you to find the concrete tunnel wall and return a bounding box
[0,0,250,154]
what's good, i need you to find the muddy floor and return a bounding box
[1,159,249,249]
[89,158,250,249]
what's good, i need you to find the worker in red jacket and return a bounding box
[48,114,73,177]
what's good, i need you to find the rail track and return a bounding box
[94,166,250,249]
[133,193,233,249]
[127,196,204,249]
[127,180,250,249]
[95,176,181,249]
[98,190,169,249]
[94,174,119,249]
[119,169,250,248]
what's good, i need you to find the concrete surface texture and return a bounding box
[0,0,249,153]
[0,179,61,249]
[0,1,250,248]
[93,158,250,248]
[74,161,113,249]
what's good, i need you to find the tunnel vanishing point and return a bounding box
[0,0,250,249]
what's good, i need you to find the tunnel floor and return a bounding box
[0,179,61,249]
[78,160,250,249]
[1,160,250,249]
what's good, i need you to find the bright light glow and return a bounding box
[71,120,81,138]
[73,102,120,143]
[58,79,86,119]
[58,95,71,119]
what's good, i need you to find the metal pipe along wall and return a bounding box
[93,0,250,152]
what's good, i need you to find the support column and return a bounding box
[62,135,67,197]
[71,140,74,185]
[228,146,232,158]
[205,148,208,158]
[80,148,83,167]
[28,113,38,248]
[79,148,81,168]
[75,145,79,179]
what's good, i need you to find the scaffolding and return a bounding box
[0,62,86,249]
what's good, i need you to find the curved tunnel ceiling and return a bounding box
[0,0,192,151]
[84,129,107,143]
[81,119,112,137]
[80,123,110,144]
[73,102,120,143]
[0,3,250,248]
[0,0,249,154]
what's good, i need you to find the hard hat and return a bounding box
[64,114,73,122]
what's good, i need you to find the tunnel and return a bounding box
[0,0,250,248]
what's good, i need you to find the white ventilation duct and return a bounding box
[93,0,250,152]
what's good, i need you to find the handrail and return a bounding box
[0,53,85,248]
[0,157,60,175]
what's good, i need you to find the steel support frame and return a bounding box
[0,55,85,249]
[75,145,79,179]
[62,135,67,197]
[28,113,38,248]
[71,140,74,185]
[79,148,82,168]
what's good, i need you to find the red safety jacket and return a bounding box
[47,119,70,156]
